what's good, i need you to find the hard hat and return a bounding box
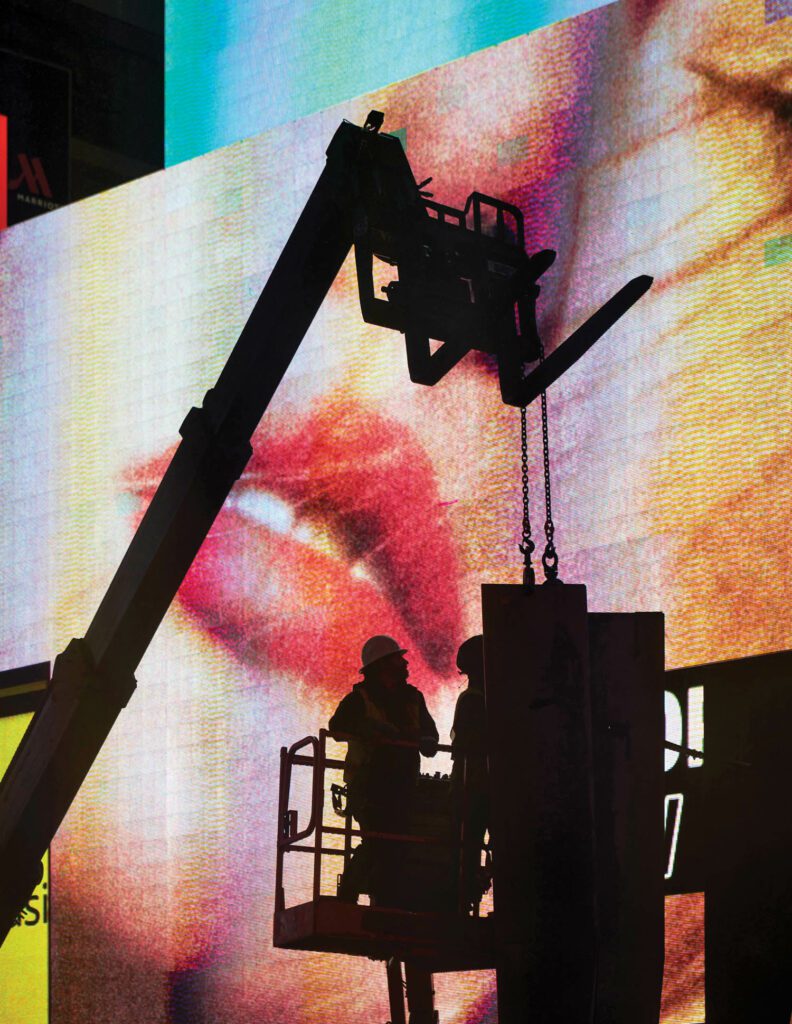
[456,634,484,675]
[360,635,407,671]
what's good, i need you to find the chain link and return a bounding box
[538,341,560,583]
[518,338,562,585]
[519,405,535,587]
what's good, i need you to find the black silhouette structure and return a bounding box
[482,588,666,1024]
[0,110,663,1023]
[450,635,489,910]
[329,635,438,907]
[666,652,792,1024]
[275,596,668,1024]
[0,109,649,945]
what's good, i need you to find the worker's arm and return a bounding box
[329,692,397,740]
[418,692,439,757]
[328,692,361,734]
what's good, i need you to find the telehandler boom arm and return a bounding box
[0,112,650,943]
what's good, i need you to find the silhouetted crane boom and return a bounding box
[0,112,651,944]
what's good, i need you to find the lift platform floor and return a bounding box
[274,896,497,972]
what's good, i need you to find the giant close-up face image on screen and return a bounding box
[1,0,791,1021]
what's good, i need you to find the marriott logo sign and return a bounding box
[6,150,60,215]
[1,117,62,228]
[0,52,70,226]
[9,153,53,198]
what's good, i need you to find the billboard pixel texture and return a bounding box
[1,0,790,1019]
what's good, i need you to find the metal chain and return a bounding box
[538,341,560,583]
[519,405,535,586]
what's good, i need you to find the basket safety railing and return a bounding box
[275,729,484,917]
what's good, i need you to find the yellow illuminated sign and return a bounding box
[0,712,48,1024]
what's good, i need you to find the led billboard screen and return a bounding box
[1,0,790,1020]
[165,0,611,165]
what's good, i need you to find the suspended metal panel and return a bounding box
[482,583,596,1024]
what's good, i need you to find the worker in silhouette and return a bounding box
[330,635,438,905]
[450,634,489,909]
